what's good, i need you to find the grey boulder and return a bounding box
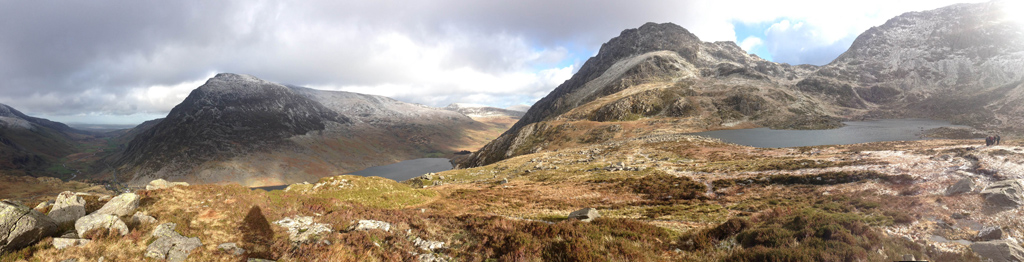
[349,220,392,232]
[75,214,129,238]
[945,177,977,195]
[92,192,140,216]
[0,200,59,253]
[568,208,600,222]
[971,240,1024,262]
[979,227,1005,241]
[132,211,157,226]
[981,180,1024,209]
[145,223,202,262]
[218,242,246,255]
[52,238,91,250]
[48,191,86,225]
[146,179,190,191]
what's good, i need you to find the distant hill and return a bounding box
[0,104,88,177]
[444,103,526,118]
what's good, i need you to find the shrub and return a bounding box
[621,173,706,201]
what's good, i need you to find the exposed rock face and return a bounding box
[75,214,128,238]
[145,223,202,262]
[349,220,392,232]
[412,237,445,252]
[146,179,189,190]
[946,177,977,195]
[979,226,1004,241]
[47,191,86,225]
[52,238,90,250]
[0,200,58,253]
[272,216,332,243]
[568,208,600,222]
[981,180,1024,208]
[217,242,245,255]
[93,192,139,216]
[971,240,1024,262]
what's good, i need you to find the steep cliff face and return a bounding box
[115,74,500,187]
[461,2,1024,168]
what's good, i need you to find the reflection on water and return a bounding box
[692,119,968,148]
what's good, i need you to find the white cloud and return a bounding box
[738,36,764,52]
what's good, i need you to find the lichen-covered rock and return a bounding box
[945,177,977,195]
[146,179,190,191]
[145,223,202,262]
[349,220,392,232]
[52,238,91,250]
[273,216,332,243]
[92,192,140,216]
[132,211,157,226]
[412,237,445,251]
[48,191,86,225]
[0,200,58,253]
[971,240,1024,262]
[75,214,128,238]
[568,208,600,222]
[981,180,1024,209]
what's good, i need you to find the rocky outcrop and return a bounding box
[146,179,189,191]
[145,223,202,262]
[48,191,86,225]
[349,220,392,232]
[92,192,139,217]
[979,226,1004,241]
[0,200,58,253]
[273,216,331,243]
[52,238,90,250]
[568,208,600,222]
[981,180,1024,209]
[75,214,128,238]
[946,177,978,195]
[971,240,1024,262]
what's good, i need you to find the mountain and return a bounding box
[506,104,532,112]
[460,2,1024,168]
[443,103,526,118]
[113,73,503,187]
[0,104,88,177]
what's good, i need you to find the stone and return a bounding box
[146,179,190,191]
[945,177,976,195]
[60,259,78,262]
[979,226,1004,241]
[499,178,508,184]
[247,259,276,262]
[902,254,915,261]
[145,223,202,262]
[349,220,392,232]
[412,237,445,251]
[52,238,91,250]
[132,211,158,225]
[971,240,1024,262]
[93,192,140,216]
[75,214,129,238]
[568,208,600,222]
[0,200,59,253]
[981,180,1024,209]
[273,216,332,243]
[48,191,86,225]
[217,242,246,255]
[34,200,53,212]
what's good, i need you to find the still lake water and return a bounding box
[252,158,453,191]
[691,119,968,148]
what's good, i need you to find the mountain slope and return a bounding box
[0,104,87,177]
[443,103,526,118]
[461,2,1024,168]
[113,73,503,187]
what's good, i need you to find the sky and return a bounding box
[0,0,988,125]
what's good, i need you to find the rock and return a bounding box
[979,226,1004,241]
[52,238,91,250]
[60,259,78,262]
[568,208,600,222]
[217,242,246,255]
[75,214,129,238]
[145,223,202,262]
[33,200,53,212]
[349,220,392,232]
[981,180,1024,209]
[945,177,977,195]
[60,231,78,238]
[412,237,445,251]
[902,254,915,261]
[499,178,508,184]
[273,216,332,243]
[92,192,140,216]
[247,259,276,262]
[146,179,190,191]
[48,191,87,225]
[132,211,157,225]
[971,240,1024,262]
[0,200,59,253]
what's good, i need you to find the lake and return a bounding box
[691,119,969,148]
[252,158,453,191]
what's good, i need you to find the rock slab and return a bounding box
[349,220,392,232]
[946,177,976,195]
[48,191,86,225]
[568,208,600,222]
[146,179,190,191]
[93,192,140,216]
[981,180,1024,209]
[0,200,58,253]
[273,216,332,243]
[979,226,1005,241]
[145,223,202,262]
[971,240,1024,262]
[52,238,91,250]
[75,214,129,238]
[218,242,246,255]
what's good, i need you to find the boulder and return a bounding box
[92,192,140,217]
[979,226,1004,241]
[52,238,91,250]
[48,191,86,225]
[412,237,445,251]
[971,240,1024,262]
[75,214,129,238]
[568,208,600,222]
[132,211,157,226]
[146,179,190,191]
[0,200,59,253]
[33,200,53,212]
[981,180,1024,209]
[248,259,276,262]
[945,177,977,195]
[217,242,246,255]
[349,220,392,232]
[145,223,202,262]
[273,216,332,243]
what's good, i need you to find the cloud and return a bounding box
[738,36,764,52]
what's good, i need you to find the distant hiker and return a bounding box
[996,135,1001,145]
[986,136,993,146]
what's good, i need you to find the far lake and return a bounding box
[252,158,452,191]
[692,119,969,148]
